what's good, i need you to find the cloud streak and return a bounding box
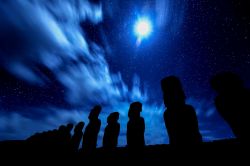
[0,0,119,106]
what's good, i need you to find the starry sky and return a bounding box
[0,0,249,146]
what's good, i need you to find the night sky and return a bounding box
[0,0,249,146]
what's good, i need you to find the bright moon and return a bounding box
[134,18,152,39]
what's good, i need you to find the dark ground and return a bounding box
[0,139,245,164]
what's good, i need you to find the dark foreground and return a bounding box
[0,139,245,164]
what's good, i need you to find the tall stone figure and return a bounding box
[127,102,145,148]
[82,105,102,152]
[103,112,120,149]
[211,72,249,142]
[71,121,85,152]
[161,76,202,145]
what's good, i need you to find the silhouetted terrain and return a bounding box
[0,73,246,163]
[0,139,243,164]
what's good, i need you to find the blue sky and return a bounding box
[1,0,248,146]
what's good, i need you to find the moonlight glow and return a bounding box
[134,18,152,39]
